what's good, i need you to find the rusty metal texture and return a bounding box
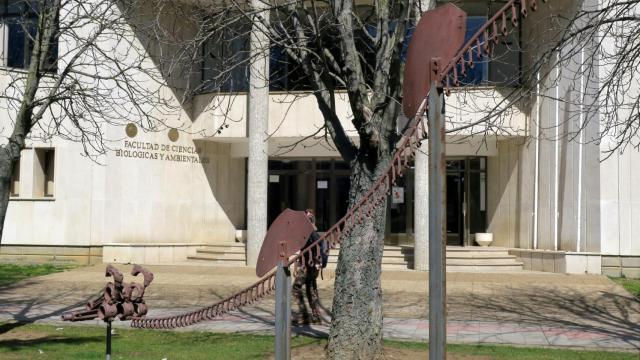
[130,0,544,330]
[61,264,153,323]
[402,3,467,119]
[256,209,315,277]
[436,0,537,94]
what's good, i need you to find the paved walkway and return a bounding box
[1,264,639,352]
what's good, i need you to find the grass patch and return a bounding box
[0,323,319,360]
[0,263,75,286]
[0,323,636,360]
[385,339,638,359]
[611,277,640,299]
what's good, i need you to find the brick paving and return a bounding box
[1,264,639,351]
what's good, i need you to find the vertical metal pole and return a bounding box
[428,83,446,360]
[275,261,291,360]
[106,321,112,360]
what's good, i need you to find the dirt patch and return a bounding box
[267,343,493,359]
[0,324,59,342]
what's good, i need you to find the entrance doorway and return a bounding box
[267,159,350,231]
[264,157,486,246]
[446,157,487,246]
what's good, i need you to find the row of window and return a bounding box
[199,14,521,92]
[0,1,520,89]
[10,148,55,199]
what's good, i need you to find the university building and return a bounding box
[1,0,638,277]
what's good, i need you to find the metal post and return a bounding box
[274,261,291,360]
[428,82,446,360]
[106,321,112,360]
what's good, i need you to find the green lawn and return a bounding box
[0,263,75,286]
[387,340,638,359]
[611,277,640,299]
[0,323,637,360]
[0,323,319,360]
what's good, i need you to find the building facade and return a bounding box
[1,0,638,277]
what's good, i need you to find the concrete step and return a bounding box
[446,252,514,259]
[324,262,412,271]
[446,265,524,272]
[192,253,246,261]
[199,244,245,250]
[187,255,245,263]
[443,247,523,271]
[446,246,509,252]
[185,257,247,266]
[186,244,523,272]
[197,248,246,256]
[326,245,413,269]
[447,258,523,266]
[187,243,247,265]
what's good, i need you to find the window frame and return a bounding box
[0,0,58,71]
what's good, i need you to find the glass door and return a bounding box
[445,157,487,247]
[446,159,465,246]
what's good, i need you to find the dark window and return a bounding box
[34,147,54,197]
[269,45,314,91]
[433,0,521,87]
[201,21,250,92]
[43,148,54,196]
[1,0,58,70]
[458,16,489,85]
[10,157,19,197]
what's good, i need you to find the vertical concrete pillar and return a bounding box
[411,0,437,272]
[414,140,429,270]
[246,1,270,267]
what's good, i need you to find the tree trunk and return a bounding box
[0,147,18,243]
[328,153,391,360]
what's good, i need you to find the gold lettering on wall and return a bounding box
[115,140,210,164]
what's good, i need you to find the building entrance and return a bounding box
[267,159,350,231]
[446,157,487,246]
[265,157,486,246]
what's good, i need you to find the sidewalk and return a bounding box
[1,264,639,352]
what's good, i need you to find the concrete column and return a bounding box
[414,140,429,270]
[246,1,270,267]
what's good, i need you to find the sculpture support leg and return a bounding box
[106,321,112,360]
[275,261,291,360]
[428,84,447,360]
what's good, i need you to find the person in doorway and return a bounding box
[292,209,323,325]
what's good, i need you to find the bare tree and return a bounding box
[148,0,419,358]
[533,0,640,156]
[442,0,640,156]
[0,0,181,241]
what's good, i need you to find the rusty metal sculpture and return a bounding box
[131,0,548,331]
[256,209,315,278]
[62,264,154,322]
[256,209,315,359]
[62,264,153,360]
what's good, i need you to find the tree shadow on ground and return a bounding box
[0,335,103,351]
[450,285,640,349]
[0,281,101,335]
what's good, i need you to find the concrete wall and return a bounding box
[602,256,640,278]
[600,149,640,256]
[487,138,533,249]
[191,88,527,142]
[509,0,603,253]
[3,129,244,247]
[103,132,244,245]
[597,1,640,257]
[1,1,244,250]
[509,249,601,274]
[4,142,104,247]
[0,245,102,265]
